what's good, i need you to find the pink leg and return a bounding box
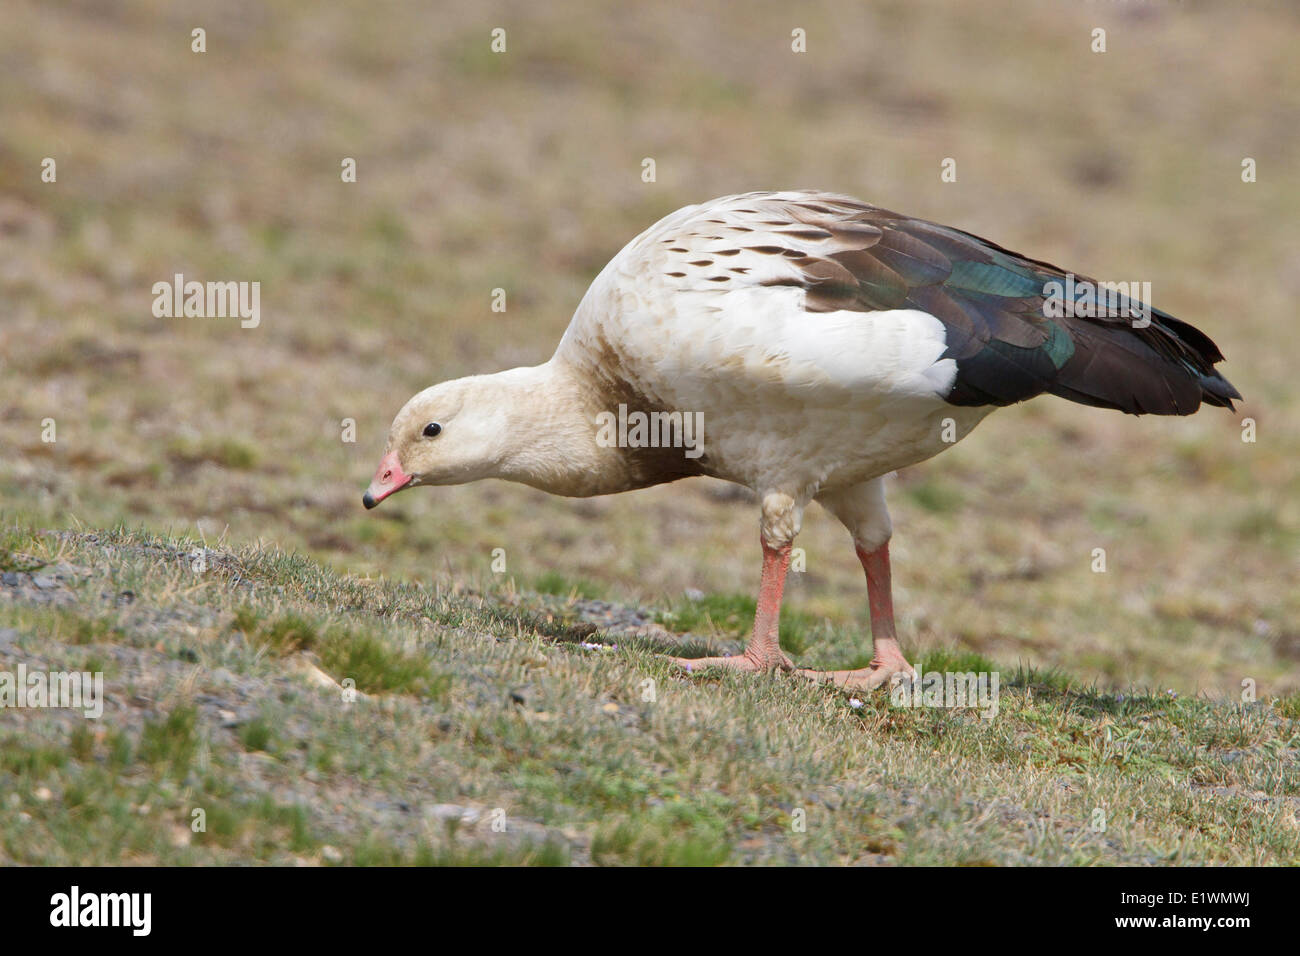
[671,538,794,674]
[797,541,915,691]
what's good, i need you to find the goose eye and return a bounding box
[422,422,442,438]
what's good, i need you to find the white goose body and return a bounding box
[367,189,1239,690]
[554,190,993,500]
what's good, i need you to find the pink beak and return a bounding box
[362,450,413,509]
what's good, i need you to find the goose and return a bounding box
[363,190,1240,691]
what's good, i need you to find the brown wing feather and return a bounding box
[763,194,1241,415]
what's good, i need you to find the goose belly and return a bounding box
[676,392,992,493]
[588,283,991,491]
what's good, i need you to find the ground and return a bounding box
[1,0,1297,864]
[2,526,1297,864]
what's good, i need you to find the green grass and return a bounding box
[138,705,200,781]
[903,477,966,515]
[1,524,1297,865]
[234,608,322,655]
[232,607,450,697]
[165,436,260,471]
[532,571,606,601]
[655,592,825,654]
[238,718,277,753]
[0,525,46,573]
[348,836,571,866]
[592,813,731,866]
[317,631,449,698]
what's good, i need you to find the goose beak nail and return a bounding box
[363,451,412,509]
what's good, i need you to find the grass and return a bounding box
[165,436,260,472]
[317,631,449,698]
[0,526,47,574]
[138,705,200,781]
[531,571,606,601]
[592,813,732,866]
[237,717,276,753]
[655,591,825,655]
[232,607,450,696]
[1,524,1297,865]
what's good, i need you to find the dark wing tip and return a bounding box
[1197,368,1243,410]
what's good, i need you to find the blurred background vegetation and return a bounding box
[2,0,1297,696]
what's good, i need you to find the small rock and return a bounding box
[321,845,344,863]
[425,803,480,826]
[601,702,620,715]
[34,787,53,802]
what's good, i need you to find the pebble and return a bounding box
[321,845,344,863]
[425,803,480,825]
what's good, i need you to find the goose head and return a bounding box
[363,376,513,509]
